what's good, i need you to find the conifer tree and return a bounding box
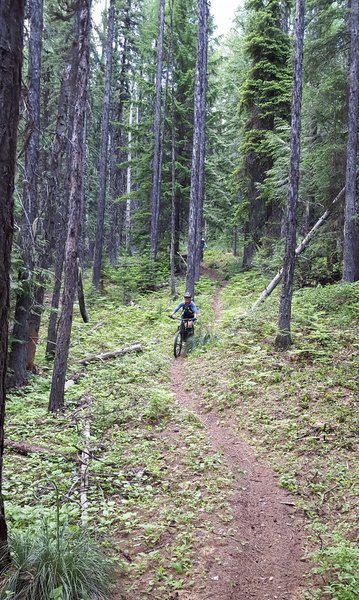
[239,0,291,268]
[0,0,25,562]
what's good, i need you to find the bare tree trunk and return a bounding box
[276,0,305,349]
[27,60,73,370]
[106,3,131,262]
[150,0,165,261]
[7,0,43,388]
[233,227,238,257]
[343,0,359,282]
[92,0,115,289]
[0,0,25,564]
[186,0,208,296]
[46,14,81,358]
[195,14,208,282]
[169,0,177,297]
[49,0,92,412]
[125,96,133,254]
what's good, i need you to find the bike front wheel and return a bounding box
[173,331,182,358]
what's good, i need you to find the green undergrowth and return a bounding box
[185,269,359,599]
[5,268,234,598]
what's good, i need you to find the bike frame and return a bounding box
[171,317,196,358]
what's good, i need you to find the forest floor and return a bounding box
[4,256,358,600]
[168,267,307,599]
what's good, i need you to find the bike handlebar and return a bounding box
[168,315,197,321]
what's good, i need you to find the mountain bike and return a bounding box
[169,317,196,358]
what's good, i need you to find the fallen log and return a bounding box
[79,343,142,365]
[5,439,49,455]
[252,177,355,309]
[177,252,188,268]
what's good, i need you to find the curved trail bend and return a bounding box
[170,274,307,599]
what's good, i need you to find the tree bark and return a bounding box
[7,0,43,388]
[150,0,165,261]
[46,13,81,358]
[343,0,359,282]
[92,0,116,289]
[77,259,89,323]
[27,60,73,369]
[0,0,25,564]
[169,0,177,298]
[276,0,305,348]
[106,4,131,263]
[125,95,133,254]
[49,0,92,412]
[186,0,208,296]
[195,8,208,282]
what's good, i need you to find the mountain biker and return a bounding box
[170,291,198,322]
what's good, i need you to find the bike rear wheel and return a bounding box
[173,331,182,358]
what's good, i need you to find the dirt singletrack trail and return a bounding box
[170,271,308,599]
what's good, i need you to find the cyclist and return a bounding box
[170,291,198,322]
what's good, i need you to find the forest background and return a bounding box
[0,0,358,598]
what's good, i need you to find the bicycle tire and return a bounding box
[173,330,182,358]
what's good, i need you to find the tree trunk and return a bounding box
[169,1,177,298]
[27,60,73,370]
[125,96,133,254]
[45,14,81,358]
[343,0,359,282]
[7,0,43,388]
[186,0,208,297]
[0,0,25,564]
[276,0,305,349]
[92,0,115,289]
[49,0,92,412]
[233,227,238,257]
[195,13,208,282]
[150,0,165,261]
[106,4,131,263]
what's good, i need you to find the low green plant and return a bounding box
[309,537,359,600]
[0,525,115,600]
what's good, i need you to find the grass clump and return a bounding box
[0,525,115,599]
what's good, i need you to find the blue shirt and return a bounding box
[173,300,198,316]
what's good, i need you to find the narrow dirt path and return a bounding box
[170,273,308,599]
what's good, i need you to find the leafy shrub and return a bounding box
[204,250,243,279]
[0,525,115,600]
[102,255,170,302]
[310,538,359,600]
[293,282,359,323]
[145,390,173,422]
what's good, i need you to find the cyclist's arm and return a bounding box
[191,301,198,319]
[171,302,183,316]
